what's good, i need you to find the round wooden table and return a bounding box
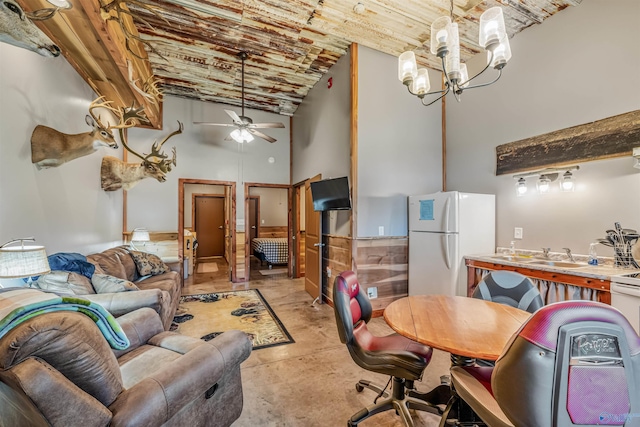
[384,295,531,361]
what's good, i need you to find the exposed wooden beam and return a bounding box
[496,110,640,175]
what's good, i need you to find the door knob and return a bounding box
[251,226,256,229]
[218,226,223,229]
[313,243,325,247]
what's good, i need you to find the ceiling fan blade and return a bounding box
[193,122,237,127]
[248,122,285,129]
[225,109,243,124]
[248,129,277,143]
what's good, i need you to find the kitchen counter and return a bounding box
[464,251,640,305]
[465,253,638,281]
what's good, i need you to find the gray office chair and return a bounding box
[472,270,543,313]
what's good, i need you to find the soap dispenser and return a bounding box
[588,243,598,266]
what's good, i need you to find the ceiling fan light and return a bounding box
[231,128,254,143]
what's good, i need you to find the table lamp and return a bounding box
[130,228,150,251]
[0,238,51,288]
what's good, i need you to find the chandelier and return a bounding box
[398,1,512,106]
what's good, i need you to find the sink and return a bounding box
[528,260,586,268]
[490,255,534,262]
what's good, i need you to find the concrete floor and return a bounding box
[183,259,452,427]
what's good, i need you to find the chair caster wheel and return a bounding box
[355,384,364,392]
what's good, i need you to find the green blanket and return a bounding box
[0,287,129,350]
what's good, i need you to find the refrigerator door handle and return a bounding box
[444,197,451,232]
[443,234,451,269]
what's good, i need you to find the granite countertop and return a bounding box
[465,248,640,281]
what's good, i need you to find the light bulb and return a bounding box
[398,51,418,83]
[436,29,448,44]
[483,20,499,44]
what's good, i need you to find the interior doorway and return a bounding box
[292,180,306,278]
[178,179,237,283]
[244,182,292,281]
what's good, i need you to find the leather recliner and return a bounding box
[0,307,252,427]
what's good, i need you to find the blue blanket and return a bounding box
[47,252,95,279]
[0,288,129,350]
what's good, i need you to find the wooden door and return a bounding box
[248,197,259,242]
[305,175,322,301]
[195,196,225,257]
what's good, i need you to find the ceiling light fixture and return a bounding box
[230,128,254,143]
[397,0,511,106]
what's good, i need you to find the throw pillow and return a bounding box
[129,251,170,276]
[35,271,96,295]
[91,274,139,293]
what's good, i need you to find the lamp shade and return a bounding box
[0,245,50,278]
[398,51,417,83]
[412,68,431,95]
[131,228,150,242]
[479,7,507,49]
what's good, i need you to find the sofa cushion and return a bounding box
[87,247,138,281]
[135,272,180,300]
[129,251,170,276]
[35,271,96,295]
[91,274,139,294]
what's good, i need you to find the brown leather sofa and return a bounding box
[0,307,252,427]
[86,246,181,329]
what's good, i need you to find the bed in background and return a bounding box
[251,237,288,268]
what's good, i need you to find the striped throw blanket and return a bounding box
[0,288,129,350]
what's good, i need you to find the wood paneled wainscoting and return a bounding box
[323,235,352,304]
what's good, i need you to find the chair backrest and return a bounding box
[333,271,373,346]
[492,301,640,427]
[473,270,543,313]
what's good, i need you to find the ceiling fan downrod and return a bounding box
[239,51,248,119]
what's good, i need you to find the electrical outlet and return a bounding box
[514,227,523,239]
[378,226,384,236]
[367,287,378,299]
[326,267,331,277]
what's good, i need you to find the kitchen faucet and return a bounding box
[542,247,551,258]
[563,247,576,263]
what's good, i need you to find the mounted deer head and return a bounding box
[101,120,182,191]
[30,96,135,169]
[0,0,60,57]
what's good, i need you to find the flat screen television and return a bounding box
[310,176,351,211]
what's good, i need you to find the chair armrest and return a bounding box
[83,289,166,317]
[108,344,226,427]
[2,358,112,427]
[113,308,164,357]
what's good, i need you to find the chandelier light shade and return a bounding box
[398,2,512,106]
[0,239,50,279]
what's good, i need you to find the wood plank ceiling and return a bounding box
[18,0,580,126]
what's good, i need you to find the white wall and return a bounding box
[249,187,288,226]
[292,49,352,236]
[446,0,640,257]
[0,43,123,255]
[126,96,290,232]
[357,46,443,237]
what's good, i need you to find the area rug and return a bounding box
[196,262,218,273]
[172,289,294,350]
[259,268,287,276]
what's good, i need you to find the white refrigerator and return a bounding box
[408,191,495,297]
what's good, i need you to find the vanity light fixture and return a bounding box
[397,0,511,106]
[632,147,640,169]
[513,165,579,196]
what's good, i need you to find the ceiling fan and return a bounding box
[194,52,284,143]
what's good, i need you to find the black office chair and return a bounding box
[333,271,441,427]
[449,300,640,427]
[472,270,543,313]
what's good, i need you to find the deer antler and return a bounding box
[100,0,169,62]
[88,96,122,130]
[141,121,182,172]
[127,60,163,107]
